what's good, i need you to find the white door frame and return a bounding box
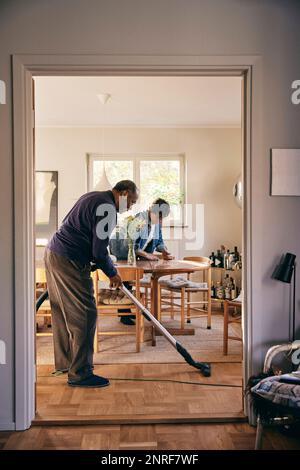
[12,54,261,430]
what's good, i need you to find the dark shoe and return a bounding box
[68,374,110,388]
[120,315,136,326]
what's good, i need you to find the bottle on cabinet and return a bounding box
[215,249,223,268]
[210,283,215,298]
[216,282,225,300]
[209,252,216,267]
[223,249,231,270]
[231,279,237,300]
[234,246,240,262]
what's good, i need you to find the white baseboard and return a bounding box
[0,421,16,431]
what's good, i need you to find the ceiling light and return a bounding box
[97,93,111,104]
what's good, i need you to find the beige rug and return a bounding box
[37,312,242,365]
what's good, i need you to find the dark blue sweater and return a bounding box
[48,190,117,277]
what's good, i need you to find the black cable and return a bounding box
[107,377,241,387]
[41,374,241,387]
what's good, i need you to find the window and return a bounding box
[88,154,185,225]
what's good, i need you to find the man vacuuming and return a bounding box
[44,180,138,388]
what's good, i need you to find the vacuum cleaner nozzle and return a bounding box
[176,342,211,377]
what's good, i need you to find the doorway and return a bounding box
[12,54,254,430]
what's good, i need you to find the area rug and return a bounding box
[37,312,242,365]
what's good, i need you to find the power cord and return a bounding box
[108,377,241,387]
[42,373,241,387]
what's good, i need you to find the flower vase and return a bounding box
[127,241,136,265]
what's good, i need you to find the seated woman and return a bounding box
[110,198,174,325]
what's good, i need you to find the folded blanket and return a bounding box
[159,275,208,289]
[99,289,133,305]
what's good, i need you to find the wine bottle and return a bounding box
[234,246,240,262]
[225,285,231,300]
[216,282,225,299]
[231,280,237,300]
[224,250,230,270]
[211,283,215,298]
[215,249,222,268]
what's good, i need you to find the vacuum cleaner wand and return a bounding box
[120,284,211,377]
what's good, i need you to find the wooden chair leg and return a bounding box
[94,316,99,353]
[141,312,145,343]
[207,291,212,330]
[187,291,191,323]
[223,301,229,355]
[157,285,161,322]
[207,267,212,329]
[145,287,149,309]
[180,287,185,329]
[136,308,141,353]
[170,290,174,319]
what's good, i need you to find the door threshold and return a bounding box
[33,411,246,426]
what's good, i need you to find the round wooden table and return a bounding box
[116,259,210,346]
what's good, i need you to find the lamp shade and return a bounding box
[94,163,112,191]
[272,252,296,284]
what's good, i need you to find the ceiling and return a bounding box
[34,76,242,128]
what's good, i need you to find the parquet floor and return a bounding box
[2,423,300,450]
[35,363,244,425]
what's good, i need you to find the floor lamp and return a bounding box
[272,253,297,342]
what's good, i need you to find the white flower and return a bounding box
[126,215,146,241]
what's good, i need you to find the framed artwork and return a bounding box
[271,149,300,196]
[35,171,58,246]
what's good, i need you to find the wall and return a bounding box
[0,0,300,430]
[35,126,242,259]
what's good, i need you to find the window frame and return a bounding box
[87,153,186,226]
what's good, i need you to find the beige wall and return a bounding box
[35,127,242,258]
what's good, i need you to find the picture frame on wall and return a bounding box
[271,149,300,196]
[35,171,58,246]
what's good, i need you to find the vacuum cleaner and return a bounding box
[36,286,211,378]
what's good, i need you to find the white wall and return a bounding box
[1,0,300,430]
[35,127,242,259]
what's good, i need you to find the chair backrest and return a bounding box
[95,266,144,282]
[183,256,211,283]
[92,266,144,299]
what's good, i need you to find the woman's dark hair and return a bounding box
[151,198,170,218]
[113,180,138,193]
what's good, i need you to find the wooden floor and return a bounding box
[2,423,300,450]
[35,363,244,425]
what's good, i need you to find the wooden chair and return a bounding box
[223,299,242,355]
[36,266,52,336]
[158,256,212,329]
[92,266,145,353]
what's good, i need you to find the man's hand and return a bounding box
[109,273,122,289]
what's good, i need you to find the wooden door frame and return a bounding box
[12,53,261,430]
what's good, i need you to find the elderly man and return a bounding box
[44,180,138,388]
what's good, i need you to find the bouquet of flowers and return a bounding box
[125,215,146,265]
